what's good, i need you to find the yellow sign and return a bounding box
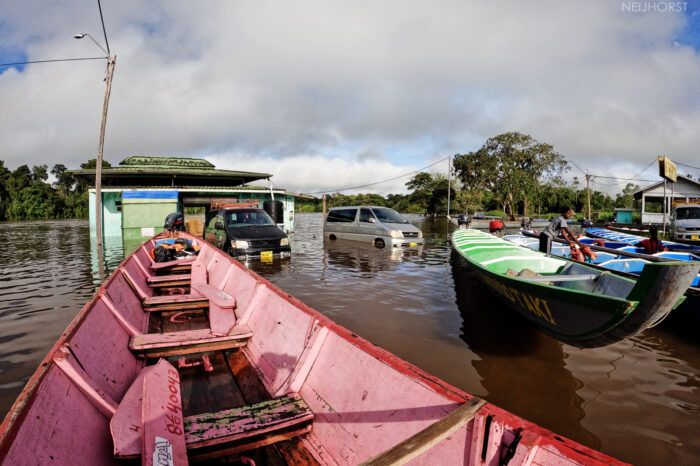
[410,242,417,247]
[658,156,677,182]
[260,251,273,262]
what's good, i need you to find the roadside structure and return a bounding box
[634,175,700,223]
[71,156,304,249]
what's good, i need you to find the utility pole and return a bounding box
[447,157,451,218]
[586,173,591,221]
[95,54,116,248]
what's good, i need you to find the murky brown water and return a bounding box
[0,215,698,465]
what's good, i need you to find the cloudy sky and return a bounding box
[1,1,699,195]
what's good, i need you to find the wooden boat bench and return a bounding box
[112,359,313,462]
[130,326,253,358]
[184,394,314,460]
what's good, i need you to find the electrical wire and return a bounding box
[97,0,111,55]
[304,156,450,195]
[0,57,107,67]
[630,158,656,180]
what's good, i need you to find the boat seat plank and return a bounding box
[130,326,252,358]
[147,273,191,286]
[183,394,314,451]
[143,295,208,307]
[111,359,187,462]
[516,274,598,282]
[142,360,188,466]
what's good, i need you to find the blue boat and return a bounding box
[505,234,700,289]
[585,227,700,253]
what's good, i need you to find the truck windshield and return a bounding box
[676,207,700,220]
[371,207,409,224]
[225,210,275,227]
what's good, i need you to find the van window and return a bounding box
[327,209,357,222]
[359,208,375,223]
[371,207,409,224]
[676,207,700,220]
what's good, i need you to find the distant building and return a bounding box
[70,156,305,247]
[633,175,700,223]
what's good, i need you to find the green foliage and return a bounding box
[453,132,568,220]
[0,160,90,221]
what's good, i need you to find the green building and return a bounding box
[71,156,302,249]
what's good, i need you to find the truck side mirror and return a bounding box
[215,222,224,230]
[368,217,376,223]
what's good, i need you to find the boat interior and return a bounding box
[455,231,637,299]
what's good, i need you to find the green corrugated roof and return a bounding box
[69,156,271,187]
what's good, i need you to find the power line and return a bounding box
[593,175,657,182]
[630,158,656,180]
[676,161,700,170]
[304,156,450,195]
[0,57,107,67]
[97,0,111,55]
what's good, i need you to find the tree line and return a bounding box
[0,159,108,221]
[298,132,648,220]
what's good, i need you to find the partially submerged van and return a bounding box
[671,204,700,242]
[323,206,424,248]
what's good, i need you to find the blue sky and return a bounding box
[1,1,699,195]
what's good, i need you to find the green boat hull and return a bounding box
[451,229,699,348]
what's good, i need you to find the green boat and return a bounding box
[451,228,699,348]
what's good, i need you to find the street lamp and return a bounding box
[75,32,116,249]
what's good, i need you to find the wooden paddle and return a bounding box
[360,397,487,466]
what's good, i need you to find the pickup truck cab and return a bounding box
[671,204,700,242]
[204,208,291,260]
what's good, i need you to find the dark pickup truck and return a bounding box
[204,208,291,260]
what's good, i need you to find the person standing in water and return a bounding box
[539,207,584,254]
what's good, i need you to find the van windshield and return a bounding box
[371,207,409,224]
[225,209,275,227]
[676,207,700,220]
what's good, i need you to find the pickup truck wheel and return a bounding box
[374,238,385,248]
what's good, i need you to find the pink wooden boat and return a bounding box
[0,232,628,465]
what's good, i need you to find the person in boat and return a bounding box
[634,226,667,254]
[539,207,583,254]
[521,216,531,228]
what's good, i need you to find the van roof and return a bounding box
[328,205,387,210]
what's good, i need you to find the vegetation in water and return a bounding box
[0,158,109,221]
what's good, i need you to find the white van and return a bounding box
[323,206,424,248]
[671,204,700,242]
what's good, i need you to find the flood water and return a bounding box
[0,215,698,465]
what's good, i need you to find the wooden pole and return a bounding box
[447,157,451,218]
[95,54,116,249]
[322,194,327,225]
[586,173,591,221]
[360,397,487,466]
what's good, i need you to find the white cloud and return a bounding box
[1,0,698,194]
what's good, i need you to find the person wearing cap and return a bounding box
[634,226,667,254]
[539,207,583,254]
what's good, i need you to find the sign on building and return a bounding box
[658,156,677,182]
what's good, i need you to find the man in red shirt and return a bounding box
[635,226,666,254]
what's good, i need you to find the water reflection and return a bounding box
[450,250,599,448]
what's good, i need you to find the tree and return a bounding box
[453,132,568,220]
[615,183,640,209]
